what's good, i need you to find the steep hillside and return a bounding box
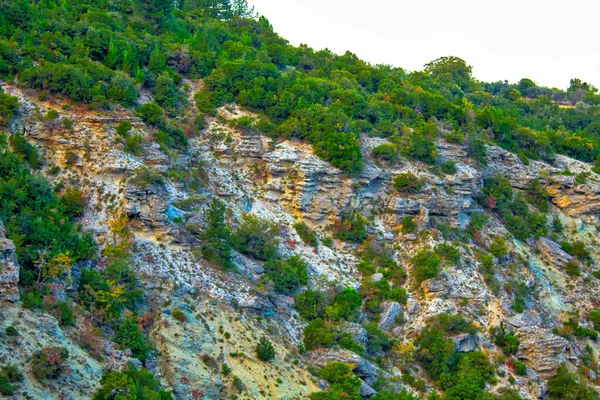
[2,1,600,400]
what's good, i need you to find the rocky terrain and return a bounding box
[2,80,600,399]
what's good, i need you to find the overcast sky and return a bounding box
[248,0,600,90]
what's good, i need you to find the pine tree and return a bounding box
[256,336,275,361]
[201,198,234,269]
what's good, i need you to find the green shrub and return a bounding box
[565,261,581,277]
[589,310,600,330]
[0,88,19,126]
[295,289,330,321]
[0,375,14,396]
[575,172,588,185]
[411,249,441,284]
[332,210,368,243]
[371,143,398,163]
[56,301,74,326]
[4,326,18,336]
[325,288,362,321]
[131,166,164,187]
[489,236,508,258]
[514,361,527,376]
[10,133,40,168]
[393,172,423,194]
[137,103,164,126]
[62,118,73,130]
[526,179,549,212]
[232,215,279,261]
[222,363,232,376]
[310,362,361,400]
[466,213,488,238]
[371,390,420,400]
[434,243,460,264]
[430,313,475,335]
[364,322,391,353]
[440,160,457,174]
[303,319,335,351]
[564,318,598,340]
[547,364,598,400]
[115,314,148,361]
[94,365,173,400]
[337,333,365,356]
[492,323,520,355]
[115,121,132,137]
[21,290,43,309]
[46,109,59,120]
[201,198,234,270]
[400,131,438,164]
[124,134,143,156]
[294,222,318,247]
[561,241,590,262]
[264,255,309,294]
[172,308,188,323]
[401,216,416,234]
[479,176,513,210]
[552,217,564,234]
[414,326,454,381]
[31,347,69,381]
[61,187,85,217]
[1,365,22,383]
[256,336,275,361]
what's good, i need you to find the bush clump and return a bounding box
[256,336,276,361]
[264,255,309,294]
[411,249,441,284]
[94,364,173,400]
[294,221,318,247]
[232,215,280,261]
[393,172,423,194]
[31,347,69,381]
[172,308,188,323]
[332,210,368,243]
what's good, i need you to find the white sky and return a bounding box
[248,0,600,90]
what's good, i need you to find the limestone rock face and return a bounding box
[537,237,573,267]
[309,348,363,368]
[516,327,571,379]
[378,301,403,331]
[421,278,448,297]
[263,141,354,224]
[340,322,369,348]
[0,221,19,303]
[406,298,419,315]
[486,146,600,220]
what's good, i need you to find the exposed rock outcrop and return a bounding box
[452,333,477,352]
[516,327,571,379]
[0,221,19,303]
[378,301,403,331]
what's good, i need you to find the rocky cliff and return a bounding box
[2,81,600,399]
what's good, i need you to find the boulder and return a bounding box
[308,349,382,382]
[406,298,419,315]
[505,310,542,329]
[340,322,369,348]
[308,348,362,369]
[359,381,377,398]
[452,333,477,352]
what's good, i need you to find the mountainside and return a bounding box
[2,1,600,400]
